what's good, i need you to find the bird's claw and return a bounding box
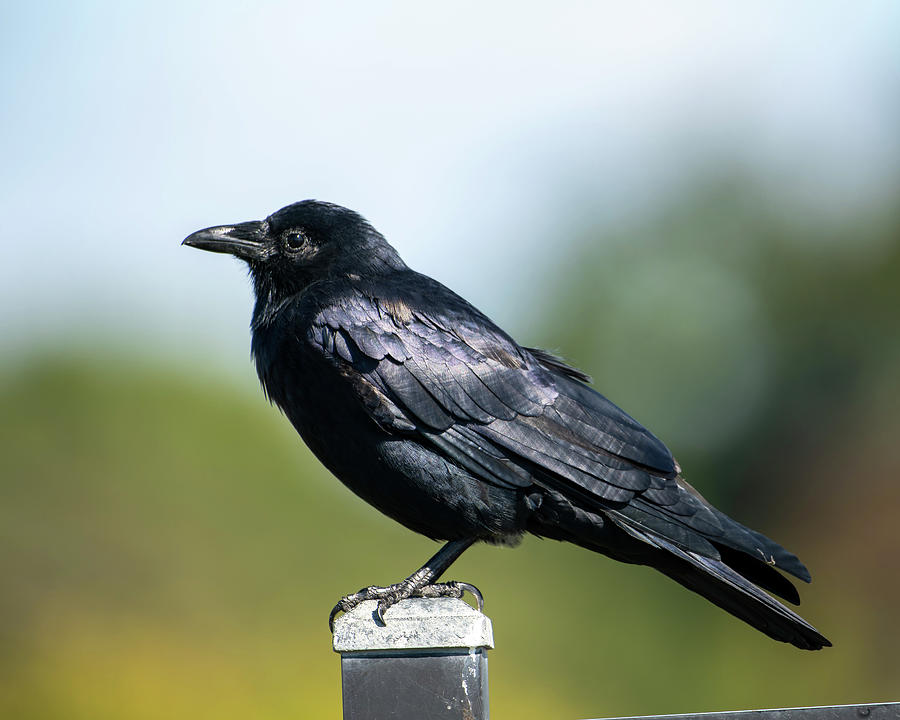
[374,599,388,625]
[328,580,485,632]
[413,581,484,611]
[329,596,356,632]
[328,583,404,631]
[454,581,484,611]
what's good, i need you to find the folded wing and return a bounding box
[308,277,827,648]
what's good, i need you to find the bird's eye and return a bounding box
[284,231,308,252]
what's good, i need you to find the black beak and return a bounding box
[182,221,267,261]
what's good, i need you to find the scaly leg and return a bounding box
[328,539,482,630]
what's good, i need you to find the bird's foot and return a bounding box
[328,581,483,631]
[412,581,483,611]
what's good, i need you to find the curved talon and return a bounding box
[452,581,484,611]
[329,595,358,632]
[374,601,387,625]
[328,605,342,632]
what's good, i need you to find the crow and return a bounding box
[183,200,830,650]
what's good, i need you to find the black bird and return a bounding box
[183,200,830,650]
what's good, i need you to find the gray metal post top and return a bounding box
[332,596,494,653]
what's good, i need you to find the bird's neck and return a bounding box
[250,269,312,332]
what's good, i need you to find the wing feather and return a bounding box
[308,277,810,585]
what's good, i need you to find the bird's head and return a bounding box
[183,200,406,306]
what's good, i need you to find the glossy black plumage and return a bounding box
[183,200,830,650]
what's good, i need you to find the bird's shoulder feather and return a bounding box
[305,272,677,476]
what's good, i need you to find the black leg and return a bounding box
[329,539,481,630]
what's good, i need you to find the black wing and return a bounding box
[308,274,828,647]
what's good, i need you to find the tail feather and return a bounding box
[716,545,800,605]
[645,533,830,650]
[606,503,806,605]
[529,488,830,650]
[708,507,813,584]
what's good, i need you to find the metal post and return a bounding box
[333,597,494,720]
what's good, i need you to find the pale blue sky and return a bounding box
[3,2,898,369]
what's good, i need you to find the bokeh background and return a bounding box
[3,3,899,718]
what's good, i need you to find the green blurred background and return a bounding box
[3,4,899,719]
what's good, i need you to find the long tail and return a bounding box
[637,530,831,650]
[528,489,830,650]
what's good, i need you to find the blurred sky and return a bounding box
[2,2,899,367]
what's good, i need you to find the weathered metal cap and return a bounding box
[332,597,494,653]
